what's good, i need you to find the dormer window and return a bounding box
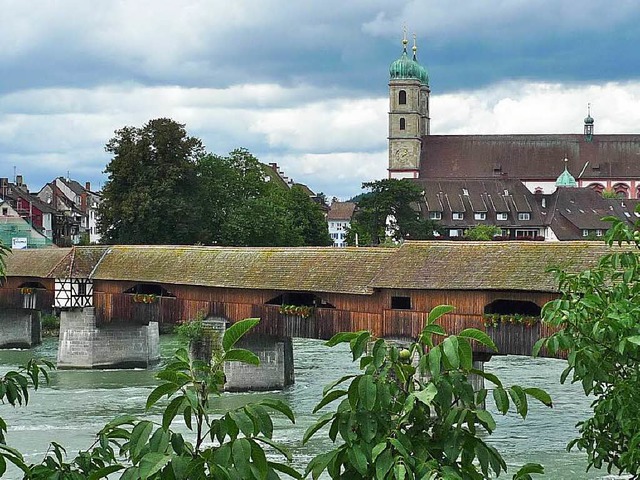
[474,212,486,220]
[429,211,442,220]
[497,212,508,221]
[452,212,464,220]
[518,212,531,221]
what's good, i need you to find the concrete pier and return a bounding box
[0,308,41,348]
[225,334,294,391]
[57,308,160,369]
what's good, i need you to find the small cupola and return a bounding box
[556,157,578,188]
[584,103,594,142]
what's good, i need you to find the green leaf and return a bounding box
[268,460,303,479]
[476,410,497,433]
[493,387,509,414]
[428,347,442,378]
[524,387,553,408]
[428,305,455,324]
[509,385,528,418]
[358,375,377,410]
[513,462,545,478]
[259,398,296,423]
[232,438,252,478]
[139,452,171,479]
[627,335,640,346]
[325,331,359,347]
[469,368,503,388]
[457,338,473,370]
[375,448,394,480]
[146,382,179,410]
[222,318,260,351]
[254,436,293,462]
[303,412,334,444]
[163,395,186,430]
[313,389,348,414]
[458,328,498,351]
[223,348,260,365]
[129,420,153,460]
[442,337,460,369]
[322,374,356,396]
[350,331,371,360]
[414,383,437,406]
[532,337,546,357]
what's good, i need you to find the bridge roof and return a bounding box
[371,241,621,292]
[90,245,396,295]
[4,247,71,278]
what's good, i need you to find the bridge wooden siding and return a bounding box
[1,242,622,358]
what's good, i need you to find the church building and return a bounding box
[388,35,640,199]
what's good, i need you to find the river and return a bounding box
[0,335,627,479]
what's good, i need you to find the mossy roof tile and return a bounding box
[370,241,627,292]
[4,248,71,278]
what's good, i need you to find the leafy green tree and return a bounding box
[98,118,204,244]
[196,148,270,245]
[285,185,332,246]
[464,225,501,241]
[345,222,372,247]
[304,305,550,480]
[350,179,425,245]
[535,213,640,478]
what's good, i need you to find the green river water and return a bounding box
[0,335,628,479]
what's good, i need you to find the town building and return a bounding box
[327,201,356,247]
[385,33,640,241]
[37,177,102,244]
[388,35,640,198]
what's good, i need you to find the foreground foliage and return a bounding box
[535,213,640,478]
[304,306,550,479]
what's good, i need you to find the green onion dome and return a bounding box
[389,37,428,85]
[584,114,594,125]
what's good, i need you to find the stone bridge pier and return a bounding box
[0,307,41,349]
[57,308,160,369]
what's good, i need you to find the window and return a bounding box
[1,207,7,216]
[399,118,406,130]
[429,211,442,220]
[515,229,538,238]
[497,212,508,221]
[452,212,464,220]
[449,229,460,237]
[399,90,407,105]
[518,212,531,221]
[474,212,486,220]
[596,230,603,237]
[391,296,411,310]
[77,282,87,297]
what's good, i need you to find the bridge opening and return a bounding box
[123,284,175,297]
[265,293,335,308]
[483,299,541,316]
[391,296,412,310]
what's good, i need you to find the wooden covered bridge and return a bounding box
[0,241,616,388]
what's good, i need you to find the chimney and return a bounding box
[85,181,91,191]
[16,175,23,186]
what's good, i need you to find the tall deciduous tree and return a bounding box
[98,118,204,244]
[348,179,439,245]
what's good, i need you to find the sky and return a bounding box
[3,1,640,200]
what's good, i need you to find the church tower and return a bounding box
[388,32,430,179]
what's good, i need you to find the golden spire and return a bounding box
[412,33,418,59]
[402,26,408,49]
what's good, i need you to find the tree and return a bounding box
[535,213,640,478]
[464,225,501,241]
[349,179,427,245]
[98,118,204,244]
[304,306,550,479]
[285,185,332,246]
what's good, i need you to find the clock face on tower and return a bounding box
[394,146,413,168]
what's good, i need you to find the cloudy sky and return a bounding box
[3,1,640,200]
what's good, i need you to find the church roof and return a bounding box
[420,134,640,181]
